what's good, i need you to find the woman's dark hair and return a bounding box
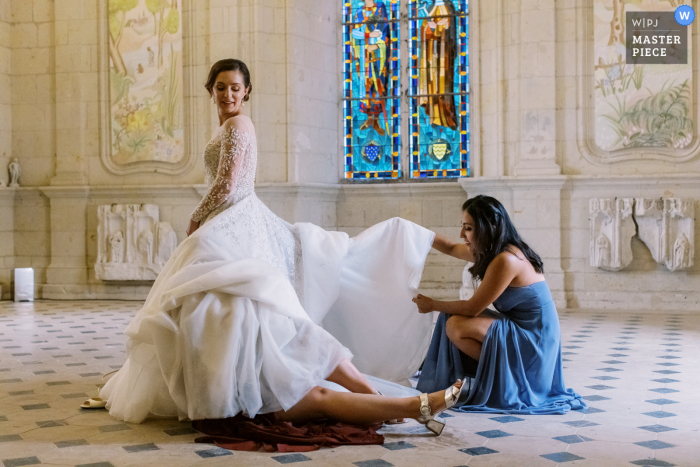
[462,195,543,281]
[205,59,252,101]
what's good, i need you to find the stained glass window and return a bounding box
[408,0,469,178]
[342,0,401,180]
[342,0,469,181]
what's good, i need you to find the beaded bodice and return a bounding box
[191,126,257,223]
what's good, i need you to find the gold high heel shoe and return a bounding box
[416,381,463,435]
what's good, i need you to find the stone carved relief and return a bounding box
[523,110,555,158]
[635,198,695,272]
[589,197,695,272]
[109,230,124,263]
[589,198,635,271]
[666,199,695,271]
[95,204,178,280]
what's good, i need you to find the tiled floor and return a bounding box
[0,301,699,467]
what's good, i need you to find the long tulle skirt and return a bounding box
[101,194,434,423]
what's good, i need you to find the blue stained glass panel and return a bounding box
[408,0,469,179]
[343,0,401,179]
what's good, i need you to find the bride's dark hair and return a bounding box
[205,59,252,101]
[463,195,543,281]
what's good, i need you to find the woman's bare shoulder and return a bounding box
[223,114,254,131]
[489,251,521,273]
[488,248,531,277]
[496,248,524,263]
[497,246,544,286]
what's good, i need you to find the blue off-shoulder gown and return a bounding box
[417,281,586,415]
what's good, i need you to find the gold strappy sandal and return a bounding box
[416,380,462,435]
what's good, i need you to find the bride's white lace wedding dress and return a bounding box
[101,122,435,423]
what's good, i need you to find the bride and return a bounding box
[100,59,461,434]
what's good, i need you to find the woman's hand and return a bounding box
[412,294,436,314]
[186,220,200,237]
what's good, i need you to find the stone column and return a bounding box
[40,187,88,298]
[0,188,15,299]
[209,0,289,184]
[476,0,507,177]
[0,1,10,185]
[0,1,11,298]
[512,0,561,176]
[284,1,338,184]
[50,0,97,186]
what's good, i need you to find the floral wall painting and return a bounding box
[108,0,184,166]
[594,0,693,152]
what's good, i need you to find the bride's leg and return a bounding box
[326,358,375,394]
[326,359,406,423]
[276,381,462,425]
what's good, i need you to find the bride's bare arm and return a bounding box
[432,233,474,262]
[189,117,250,225]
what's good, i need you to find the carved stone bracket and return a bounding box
[636,198,695,272]
[589,198,635,271]
[95,204,178,281]
[589,197,695,272]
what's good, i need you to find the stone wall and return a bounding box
[461,175,700,311]
[206,0,340,184]
[10,0,55,187]
[9,183,465,300]
[0,1,10,184]
[463,0,700,309]
[0,2,11,298]
[0,0,699,309]
[562,176,699,310]
[0,190,13,299]
[1,0,348,300]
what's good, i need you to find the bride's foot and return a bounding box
[427,379,463,414]
[415,380,463,435]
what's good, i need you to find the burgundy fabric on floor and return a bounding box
[192,414,384,452]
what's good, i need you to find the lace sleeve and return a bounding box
[190,126,249,223]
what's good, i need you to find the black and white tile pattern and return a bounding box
[0,302,699,466]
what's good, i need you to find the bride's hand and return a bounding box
[412,294,435,314]
[186,220,200,237]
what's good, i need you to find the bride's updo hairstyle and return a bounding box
[205,58,252,101]
[463,195,543,281]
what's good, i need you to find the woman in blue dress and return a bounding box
[413,195,585,414]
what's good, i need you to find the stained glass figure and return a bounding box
[343,0,401,179]
[408,0,469,178]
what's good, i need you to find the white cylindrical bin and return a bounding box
[14,268,34,302]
